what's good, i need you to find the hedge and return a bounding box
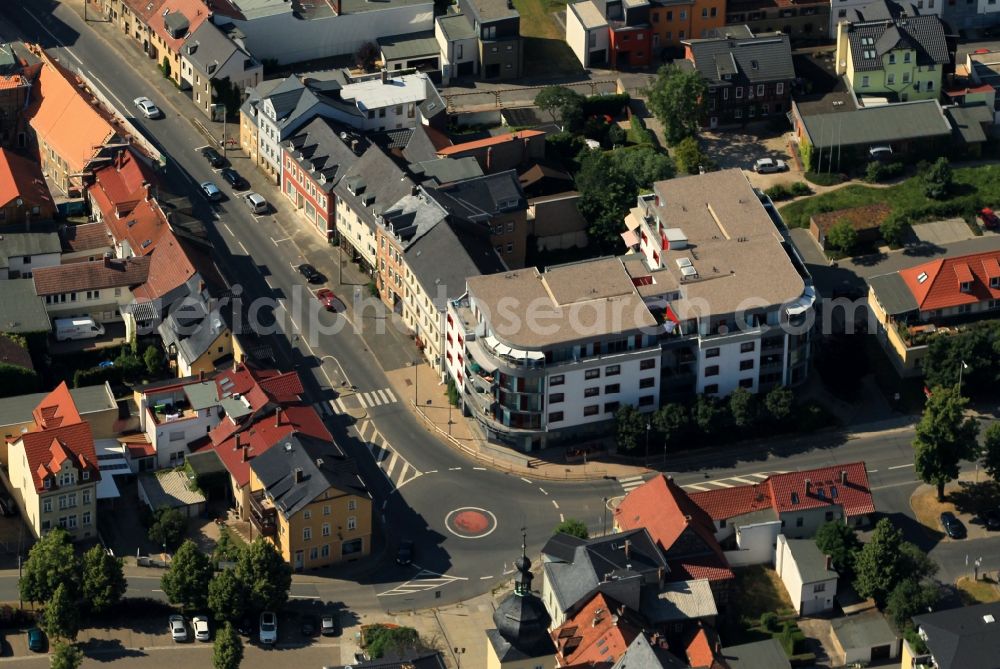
[0,363,38,398]
[627,115,658,147]
[581,93,630,118]
[73,365,122,388]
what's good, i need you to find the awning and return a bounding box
[621,230,639,247]
[484,335,500,351]
[495,343,512,357]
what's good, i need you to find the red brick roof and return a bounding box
[551,592,640,667]
[131,229,198,302]
[33,256,150,296]
[88,150,168,256]
[615,475,733,584]
[899,250,1000,312]
[148,0,211,55]
[688,484,774,521]
[0,148,54,212]
[32,382,81,429]
[684,626,726,669]
[0,334,33,371]
[61,222,112,253]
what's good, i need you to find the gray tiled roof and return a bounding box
[784,538,838,583]
[183,22,249,78]
[139,469,206,510]
[798,99,951,149]
[686,32,793,85]
[424,170,527,223]
[436,13,476,41]
[283,118,361,194]
[722,638,792,669]
[831,611,896,657]
[0,231,61,269]
[0,278,50,334]
[914,602,1000,669]
[249,433,366,519]
[0,383,115,428]
[333,146,415,232]
[640,578,718,623]
[378,31,440,61]
[406,216,507,300]
[612,635,688,669]
[846,1,949,72]
[412,157,484,185]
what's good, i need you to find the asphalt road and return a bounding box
[0,642,343,667]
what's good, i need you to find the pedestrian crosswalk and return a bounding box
[681,471,788,492]
[617,475,649,495]
[354,418,421,490]
[377,569,468,598]
[357,388,397,408]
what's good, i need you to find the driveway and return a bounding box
[911,218,977,246]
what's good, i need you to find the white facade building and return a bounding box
[775,535,838,615]
[340,73,430,132]
[566,0,610,69]
[436,13,479,84]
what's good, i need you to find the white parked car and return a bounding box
[753,158,788,174]
[169,615,187,642]
[192,615,210,642]
[259,611,277,645]
[244,192,268,214]
[133,96,161,119]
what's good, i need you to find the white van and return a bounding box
[54,318,105,342]
[244,192,268,215]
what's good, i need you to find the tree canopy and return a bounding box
[815,521,861,578]
[913,385,980,500]
[981,423,1000,483]
[213,622,244,669]
[646,65,706,145]
[148,507,187,551]
[42,582,80,641]
[235,539,292,613]
[50,642,84,669]
[20,528,80,604]
[161,540,214,611]
[554,519,589,539]
[615,405,649,453]
[81,546,127,614]
[208,567,250,624]
[825,221,858,255]
[534,86,585,130]
[854,518,935,607]
[365,625,425,659]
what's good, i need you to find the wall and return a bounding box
[9,442,97,540]
[868,290,926,376]
[779,505,842,539]
[282,149,335,240]
[848,48,942,101]
[650,0,726,50]
[179,328,233,378]
[220,5,434,65]
[487,642,557,669]
[336,197,379,271]
[144,407,217,469]
[437,20,479,84]
[42,287,133,324]
[724,519,781,567]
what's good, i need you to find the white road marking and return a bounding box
[539,488,548,495]
[867,469,879,473]
[384,388,397,402]
[357,393,368,408]
[520,477,532,483]
[730,476,757,484]
[384,452,400,478]
[223,223,234,236]
[23,9,82,64]
[448,467,461,471]
[289,595,320,600]
[560,513,565,522]
[552,500,559,509]
[479,575,493,580]
[889,463,914,470]
[331,398,346,413]
[473,467,486,471]
[236,241,249,254]
[426,470,438,474]
[683,484,711,491]
[707,481,734,488]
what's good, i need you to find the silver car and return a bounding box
[133,96,161,119]
[192,615,210,642]
[169,615,187,642]
[753,158,788,174]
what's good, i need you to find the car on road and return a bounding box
[297,263,324,284]
[321,613,340,637]
[259,611,277,645]
[940,511,967,539]
[26,628,45,652]
[982,508,1000,531]
[169,615,188,642]
[133,96,162,119]
[220,168,249,191]
[192,615,210,642]
[244,192,268,214]
[300,614,318,637]
[753,158,788,174]
[396,539,414,566]
[316,288,337,311]
[200,181,223,202]
[200,146,227,168]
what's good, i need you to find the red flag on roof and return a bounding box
[665,306,680,324]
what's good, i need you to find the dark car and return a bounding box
[27,628,45,652]
[297,264,324,284]
[982,508,1000,531]
[201,146,226,168]
[321,613,341,637]
[300,614,318,637]
[220,168,249,191]
[396,539,414,566]
[941,511,967,539]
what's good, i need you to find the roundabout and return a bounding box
[445,507,498,539]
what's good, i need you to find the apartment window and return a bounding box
[734,109,742,119]
[902,72,910,84]
[640,359,656,370]
[43,499,51,513]
[926,81,934,91]
[711,6,717,15]
[82,512,91,525]
[322,523,331,537]
[739,378,754,388]
[347,516,357,530]
[348,499,357,511]
[550,393,565,403]
[776,82,784,95]
[888,54,896,64]
[740,342,755,353]
[584,387,599,398]
[887,73,895,84]
[321,544,330,558]
[666,10,672,19]
[723,88,729,100]
[704,384,719,394]
[814,583,826,593]
[67,493,76,508]
[904,51,911,63]
[507,221,514,233]
[323,505,331,516]
[68,515,77,529]
[310,547,318,560]
[82,490,91,505]
[605,364,621,376]
[506,242,513,254]
[639,377,655,389]
[549,411,564,422]
[604,402,620,413]
[861,75,869,87]
[796,517,804,527]
[757,84,764,96]
[702,7,708,16]
[680,10,687,18]
[303,527,312,541]
[550,375,565,386]
[735,87,743,98]
[304,510,311,520]
[638,395,655,407]
[705,365,719,377]
[585,369,600,380]
[705,347,720,358]
[605,383,621,394]
[583,405,600,416]
[740,359,755,371]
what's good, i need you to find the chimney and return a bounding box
[381,69,389,83]
[241,444,249,462]
[624,539,631,560]
[104,255,113,269]
[294,467,303,483]
[826,554,833,571]
[275,407,282,427]
[234,432,241,451]
[840,469,847,485]
[804,478,811,493]
[199,370,205,381]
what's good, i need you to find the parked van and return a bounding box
[54,318,105,342]
[244,192,268,215]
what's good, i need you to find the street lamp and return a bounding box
[645,422,651,464]
[602,497,608,536]
[957,360,968,395]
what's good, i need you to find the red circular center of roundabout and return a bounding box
[444,506,498,539]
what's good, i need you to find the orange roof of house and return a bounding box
[688,484,774,521]
[88,150,169,255]
[26,61,115,174]
[437,129,545,156]
[32,382,82,429]
[150,0,211,54]
[131,229,198,301]
[0,148,54,211]
[615,475,733,584]
[551,592,640,667]
[899,249,1000,312]
[684,626,726,669]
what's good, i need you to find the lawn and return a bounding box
[778,163,1000,229]
[957,576,1000,605]
[511,0,583,77]
[721,565,797,645]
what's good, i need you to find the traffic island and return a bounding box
[909,473,997,540]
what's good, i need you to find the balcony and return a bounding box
[148,398,200,425]
[248,490,277,538]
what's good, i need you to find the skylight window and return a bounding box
[790,492,799,505]
[917,271,928,284]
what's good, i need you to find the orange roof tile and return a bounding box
[61,222,113,253]
[437,129,545,156]
[25,61,115,174]
[88,150,169,255]
[32,382,82,429]
[767,462,874,517]
[899,249,1000,312]
[33,256,150,296]
[684,626,726,669]
[16,382,99,491]
[688,484,774,521]
[149,0,211,54]
[0,148,54,211]
[131,229,198,301]
[551,593,640,667]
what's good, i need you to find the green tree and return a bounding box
[615,405,648,453]
[886,578,940,628]
[693,395,728,437]
[213,528,242,564]
[898,541,938,581]
[673,136,705,174]
[609,146,675,190]
[213,622,244,669]
[42,582,80,641]
[923,157,953,200]
[815,521,861,577]
[81,545,127,614]
[921,323,1000,396]
[825,221,858,255]
[607,123,627,147]
[235,539,292,613]
[653,403,688,447]
[576,150,633,251]
[149,507,187,551]
[365,625,424,659]
[880,218,908,247]
[764,387,794,423]
[161,540,214,612]
[554,518,589,539]
[354,42,379,72]
[534,86,585,130]
[19,528,80,604]
[143,345,163,376]
[646,65,706,145]
[728,387,758,429]
[913,385,980,501]
[853,518,905,607]
[160,56,172,79]
[982,423,1000,483]
[208,568,249,623]
[50,642,84,669]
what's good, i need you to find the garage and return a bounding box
[457,61,475,76]
[829,611,900,667]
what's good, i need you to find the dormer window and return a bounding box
[82,471,90,481]
[44,478,51,489]
[991,277,1000,289]
[961,281,972,293]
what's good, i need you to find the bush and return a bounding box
[581,93,630,119]
[73,365,122,389]
[865,161,904,183]
[778,622,806,655]
[765,184,793,201]
[0,362,38,398]
[759,612,778,631]
[789,182,812,196]
[627,115,657,147]
[606,123,627,147]
[143,345,164,376]
[674,136,705,175]
[923,157,953,200]
[804,172,846,186]
[546,131,587,167]
[445,378,459,407]
[880,218,909,247]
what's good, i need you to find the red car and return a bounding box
[981,208,999,230]
[316,288,337,311]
